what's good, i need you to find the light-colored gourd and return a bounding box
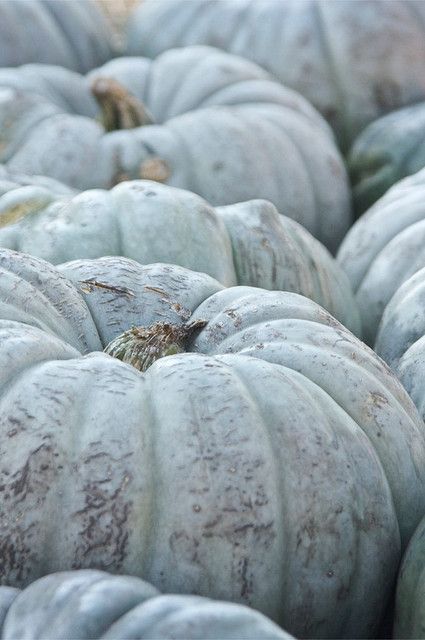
[0,249,423,637]
[0,570,292,640]
[0,47,351,252]
[337,168,425,344]
[0,0,114,72]
[126,0,425,150]
[0,173,360,335]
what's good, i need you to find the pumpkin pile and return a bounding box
[1,2,425,639]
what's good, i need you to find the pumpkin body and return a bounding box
[0,250,424,637]
[0,47,350,252]
[337,169,425,344]
[0,570,291,640]
[349,102,425,215]
[0,1,114,72]
[375,267,425,422]
[394,515,425,639]
[0,174,360,334]
[126,0,425,150]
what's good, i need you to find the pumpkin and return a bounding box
[0,172,360,335]
[0,167,73,198]
[0,1,114,73]
[337,169,425,345]
[126,0,425,151]
[0,569,292,639]
[0,249,423,638]
[0,46,351,252]
[393,514,425,639]
[349,102,425,215]
[375,267,425,422]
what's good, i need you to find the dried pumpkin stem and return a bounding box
[91,77,154,132]
[104,319,207,372]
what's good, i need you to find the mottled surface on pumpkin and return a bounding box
[0,250,424,637]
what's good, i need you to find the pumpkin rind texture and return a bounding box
[0,570,292,639]
[0,249,424,637]
[337,168,425,345]
[0,0,114,72]
[0,174,360,335]
[126,0,425,150]
[394,515,425,639]
[0,47,351,252]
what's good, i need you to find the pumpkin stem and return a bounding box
[91,77,154,132]
[104,319,207,372]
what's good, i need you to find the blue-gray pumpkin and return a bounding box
[0,570,292,640]
[337,169,425,344]
[0,46,350,252]
[0,1,114,72]
[0,249,423,637]
[126,0,425,150]
[0,170,360,335]
[349,102,425,215]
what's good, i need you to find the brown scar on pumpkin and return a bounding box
[79,279,135,297]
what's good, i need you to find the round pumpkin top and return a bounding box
[0,0,114,72]
[0,248,423,637]
[337,168,425,345]
[0,46,350,252]
[0,172,360,335]
[0,569,291,639]
[126,0,425,151]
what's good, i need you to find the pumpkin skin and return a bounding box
[0,47,351,252]
[0,570,292,640]
[0,1,114,73]
[375,267,425,422]
[349,103,425,215]
[394,514,425,639]
[126,0,425,150]
[0,174,360,335]
[337,169,425,345]
[0,167,73,198]
[0,251,424,637]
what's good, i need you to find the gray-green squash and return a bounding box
[349,103,425,215]
[375,267,425,422]
[0,172,360,335]
[0,570,292,639]
[0,249,423,637]
[394,514,425,639]
[126,0,425,151]
[0,46,351,252]
[337,168,425,345]
[0,1,114,73]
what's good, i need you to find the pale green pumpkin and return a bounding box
[337,168,425,345]
[0,46,350,252]
[0,171,360,335]
[0,570,292,639]
[394,514,425,639]
[375,267,425,422]
[126,0,425,150]
[0,1,114,72]
[0,249,423,637]
[349,103,425,215]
